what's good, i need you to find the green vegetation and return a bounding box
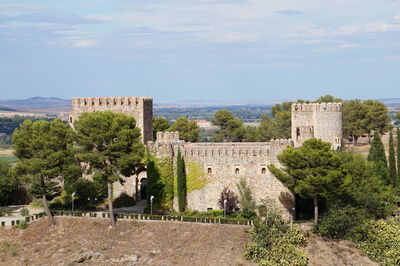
[113,193,136,208]
[176,149,187,212]
[0,161,21,206]
[12,119,76,225]
[168,117,200,142]
[397,128,400,190]
[244,199,308,266]
[388,131,397,186]
[185,161,210,193]
[368,132,389,184]
[237,179,256,219]
[269,139,345,225]
[212,110,246,142]
[152,117,170,139]
[74,111,145,227]
[19,207,29,217]
[0,208,12,217]
[218,187,238,214]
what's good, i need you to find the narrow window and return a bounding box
[235,168,240,175]
[69,117,73,123]
[207,168,212,174]
[261,168,266,174]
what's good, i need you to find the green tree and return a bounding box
[388,131,397,186]
[367,132,389,184]
[343,100,366,144]
[243,126,259,142]
[397,128,400,188]
[176,149,187,212]
[237,178,256,218]
[257,115,276,142]
[152,117,170,140]
[0,161,20,206]
[363,100,392,140]
[74,111,145,227]
[168,117,200,142]
[12,119,76,225]
[315,94,342,103]
[212,110,245,142]
[269,139,345,225]
[396,113,400,124]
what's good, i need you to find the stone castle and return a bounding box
[69,97,343,219]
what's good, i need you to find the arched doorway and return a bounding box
[140,178,147,200]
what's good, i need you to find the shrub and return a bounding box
[218,187,239,214]
[237,179,256,219]
[29,198,44,209]
[19,208,29,217]
[317,206,368,239]
[244,198,308,266]
[16,220,28,230]
[113,193,136,208]
[1,208,13,217]
[348,216,400,265]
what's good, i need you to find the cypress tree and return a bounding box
[146,155,161,209]
[388,131,397,186]
[397,128,400,188]
[368,131,389,184]
[176,149,187,212]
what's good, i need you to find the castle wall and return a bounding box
[69,96,153,143]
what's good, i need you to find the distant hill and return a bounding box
[0,97,71,108]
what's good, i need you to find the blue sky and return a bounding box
[0,0,399,102]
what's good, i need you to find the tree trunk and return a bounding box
[108,182,116,227]
[313,197,318,226]
[43,194,56,225]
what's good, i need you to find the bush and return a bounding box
[244,198,308,266]
[348,216,400,265]
[19,208,29,217]
[218,187,238,214]
[29,199,44,209]
[0,208,13,217]
[16,220,28,230]
[113,193,136,208]
[317,206,368,239]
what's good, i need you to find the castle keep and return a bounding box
[70,97,343,219]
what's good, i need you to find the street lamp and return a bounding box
[223,199,227,218]
[71,192,76,213]
[150,195,154,215]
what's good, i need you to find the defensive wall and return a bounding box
[69,96,153,143]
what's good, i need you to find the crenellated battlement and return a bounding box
[291,102,342,112]
[156,131,180,142]
[72,96,152,108]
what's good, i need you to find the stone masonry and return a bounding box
[70,97,343,219]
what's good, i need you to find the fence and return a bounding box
[0,212,45,227]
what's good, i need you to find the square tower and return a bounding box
[69,96,153,143]
[291,102,342,150]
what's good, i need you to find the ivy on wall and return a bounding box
[174,160,210,195]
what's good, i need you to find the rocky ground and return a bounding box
[0,217,252,266]
[0,217,378,266]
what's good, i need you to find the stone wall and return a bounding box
[291,102,343,149]
[69,96,153,143]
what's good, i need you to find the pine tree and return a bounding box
[176,149,187,212]
[388,131,397,186]
[368,131,389,184]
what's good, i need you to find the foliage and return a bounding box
[113,193,136,208]
[236,179,256,219]
[269,138,345,224]
[74,111,146,226]
[349,216,400,265]
[244,199,307,266]
[318,206,368,240]
[0,208,12,217]
[315,94,342,103]
[388,131,397,186]
[185,161,210,193]
[19,208,29,217]
[176,149,187,212]
[368,132,389,184]
[152,117,170,140]
[16,220,28,230]
[168,117,200,142]
[0,161,21,206]
[397,128,400,190]
[29,198,44,209]
[212,110,245,142]
[218,187,238,214]
[12,119,77,225]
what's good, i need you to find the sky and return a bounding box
[0,0,400,103]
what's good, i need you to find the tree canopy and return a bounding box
[168,117,200,142]
[212,110,245,142]
[153,117,170,140]
[74,111,145,226]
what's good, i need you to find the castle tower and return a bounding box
[69,96,153,143]
[291,102,342,149]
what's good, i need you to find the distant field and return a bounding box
[0,150,18,163]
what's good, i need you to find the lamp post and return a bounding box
[71,192,76,213]
[150,195,154,215]
[223,199,227,218]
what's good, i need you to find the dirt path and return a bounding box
[305,234,377,266]
[0,217,253,266]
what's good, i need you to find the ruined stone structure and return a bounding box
[291,102,343,150]
[69,96,153,143]
[70,97,342,220]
